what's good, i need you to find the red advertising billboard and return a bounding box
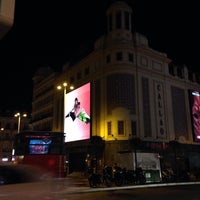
[64,82,91,142]
[189,90,200,142]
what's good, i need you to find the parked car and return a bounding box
[0,163,55,200]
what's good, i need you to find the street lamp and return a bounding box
[57,82,74,132]
[14,112,27,133]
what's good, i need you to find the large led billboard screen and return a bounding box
[64,82,91,142]
[189,90,200,142]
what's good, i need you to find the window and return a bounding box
[106,55,111,63]
[118,120,124,135]
[107,121,112,136]
[116,11,122,29]
[70,76,74,83]
[116,52,122,61]
[108,14,112,31]
[5,123,11,130]
[77,72,81,80]
[128,53,133,62]
[125,11,130,30]
[23,124,29,131]
[84,67,90,75]
[131,121,137,136]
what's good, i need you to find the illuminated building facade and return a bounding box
[0,113,30,161]
[0,0,15,39]
[32,1,200,174]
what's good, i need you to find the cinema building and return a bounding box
[0,0,15,39]
[31,1,200,177]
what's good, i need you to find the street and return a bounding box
[51,173,200,200]
[54,184,200,200]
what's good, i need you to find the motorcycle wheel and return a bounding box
[104,177,112,187]
[114,177,123,186]
[88,177,96,187]
[139,175,146,184]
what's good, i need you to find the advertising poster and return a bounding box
[64,82,91,142]
[189,90,200,142]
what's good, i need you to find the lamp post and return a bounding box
[57,82,74,132]
[57,82,74,176]
[14,113,27,133]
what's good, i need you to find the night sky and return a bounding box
[0,0,199,114]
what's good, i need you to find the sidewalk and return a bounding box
[65,171,89,189]
[67,171,87,179]
[52,174,200,199]
[57,172,200,194]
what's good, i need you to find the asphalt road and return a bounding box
[51,172,200,200]
[54,183,200,200]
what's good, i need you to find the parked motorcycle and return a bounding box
[102,166,113,187]
[161,168,176,182]
[87,167,101,187]
[113,166,125,186]
[134,167,146,184]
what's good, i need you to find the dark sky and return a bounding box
[0,0,199,114]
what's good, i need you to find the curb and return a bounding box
[59,181,200,194]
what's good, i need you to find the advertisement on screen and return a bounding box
[29,139,52,154]
[64,82,91,142]
[189,90,200,142]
